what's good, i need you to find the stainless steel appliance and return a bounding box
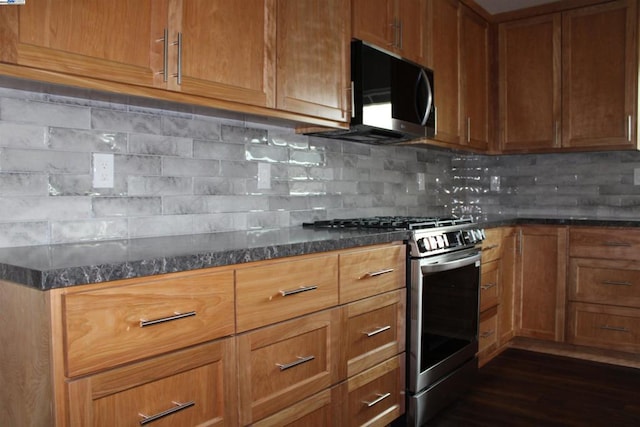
[305,40,435,144]
[303,216,484,426]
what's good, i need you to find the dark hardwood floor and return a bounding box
[425,348,640,427]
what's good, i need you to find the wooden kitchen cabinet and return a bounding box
[516,226,567,342]
[0,0,169,88]
[352,0,428,66]
[460,4,491,151]
[499,0,638,152]
[499,227,517,346]
[276,0,350,122]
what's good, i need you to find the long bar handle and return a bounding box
[172,32,183,85]
[139,401,195,425]
[480,330,495,338]
[602,280,632,286]
[360,268,394,279]
[279,285,318,297]
[603,241,632,247]
[276,355,315,371]
[481,283,497,291]
[363,392,391,408]
[599,325,630,333]
[482,244,499,251]
[140,311,196,328]
[628,115,632,142]
[467,117,471,143]
[156,29,169,82]
[364,325,391,337]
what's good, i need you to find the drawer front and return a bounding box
[236,254,339,332]
[339,244,406,304]
[237,308,341,425]
[481,228,502,263]
[567,302,640,353]
[480,260,500,311]
[346,289,406,377]
[569,258,640,307]
[252,387,341,427]
[346,355,405,427]
[570,227,640,261]
[63,269,235,377]
[479,307,498,353]
[67,339,236,427]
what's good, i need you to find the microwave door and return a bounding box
[416,68,433,126]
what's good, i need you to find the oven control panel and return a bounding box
[412,228,485,256]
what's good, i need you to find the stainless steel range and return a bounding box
[304,216,485,426]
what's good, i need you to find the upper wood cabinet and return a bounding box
[0,0,169,88]
[352,0,428,66]
[499,0,638,152]
[427,0,461,146]
[276,0,350,122]
[460,5,491,151]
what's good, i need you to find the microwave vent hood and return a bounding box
[305,41,435,144]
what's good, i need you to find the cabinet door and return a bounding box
[499,228,517,345]
[0,0,168,88]
[516,226,567,341]
[562,0,637,149]
[175,0,275,107]
[428,0,461,146]
[276,0,349,122]
[499,14,561,152]
[460,5,490,151]
[396,0,427,66]
[352,0,395,50]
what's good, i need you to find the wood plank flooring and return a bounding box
[425,348,640,427]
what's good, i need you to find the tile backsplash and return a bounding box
[0,84,451,248]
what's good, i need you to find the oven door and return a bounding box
[408,248,481,394]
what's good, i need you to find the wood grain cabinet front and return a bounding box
[66,338,237,427]
[62,268,235,377]
[567,302,640,353]
[236,308,342,425]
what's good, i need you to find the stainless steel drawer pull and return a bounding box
[139,311,196,328]
[365,325,391,337]
[599,325,630,333]
[139,400,195,425]
[363,392,391,408]
[481,283,497,290]
[603,241,632,247]
[276,355,315,371]
[360,268,394,279]
[480,330,495,338]
[156,28,169,82]
[602,280,632,286]
[279,285,318,297]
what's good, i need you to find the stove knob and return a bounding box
[417,238,428,252]
[428,236,438,249]
[435,235,445,248]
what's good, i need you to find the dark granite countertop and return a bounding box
[0,227,408,290]
[480,217,640,229]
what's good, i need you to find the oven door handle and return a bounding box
[420,252,481,274]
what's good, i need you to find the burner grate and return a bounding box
[303,216,473,231]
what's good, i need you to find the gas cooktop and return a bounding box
[303,216,474,231]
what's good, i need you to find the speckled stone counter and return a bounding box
[480,217,640,229]
[0,228,408,290]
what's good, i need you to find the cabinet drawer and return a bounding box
[339,244,406,304]
[252,387,341,427]
[345,289,406,377]
[480,260,499,311]
[345,355,405,427]
[569,258,640,307]
[67,339,237,427]
[569,227,640,261]
[479,307,498,353]
[236,254,339,332]
[481,228,502,263]
[237,308,341,425]
[62,269,235,377]
[567,302,640,353]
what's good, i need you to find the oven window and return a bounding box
[420,263,479,372]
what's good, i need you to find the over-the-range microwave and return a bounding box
[307,40,435,144]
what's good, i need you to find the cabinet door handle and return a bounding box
[628,115,633,142]
[602,280,632,286]
[279,285,318,297]
[397,20,403,49]
[172,32,183,85]
[364,325,391,337]
[139,400,195,425]
[599,325,630,333]
[603,241,632,247]
[363,392,391,408]
[360,268,394,279]
[480,330,495,338]
[276,355,315,371]
[467,117,471,143]
[156,29,169,82]
[139,311,196,328]
[481,283,496,291]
